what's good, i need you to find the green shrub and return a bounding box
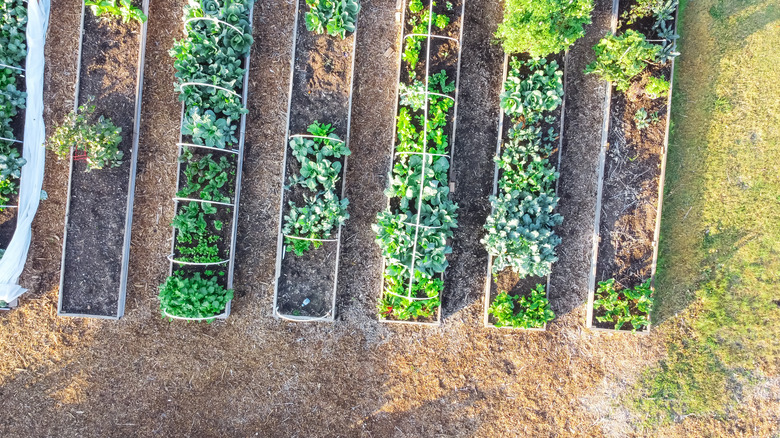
[488,284,555,328]
[159,270,233,319]
[47,97,123,172]
[496,0,594,57]
[584,30,660,92]
[593,278,653,331]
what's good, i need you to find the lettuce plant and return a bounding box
[159,270,233,319]
[305,0,360,39]
[85,0,147,24]
[488,284,555,328]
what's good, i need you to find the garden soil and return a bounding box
[1,0,778,437]
[276,0,356,318]
[59,11,140,316]
[592,0,674,330]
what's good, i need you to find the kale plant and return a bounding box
[496,0,594,57]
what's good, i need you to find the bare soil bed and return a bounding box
[59,10,141,317]
[275,0,356,319]
[592,0,674,330]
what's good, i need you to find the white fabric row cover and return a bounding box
[0,0,51,303]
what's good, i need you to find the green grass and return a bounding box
[630,0,780,427]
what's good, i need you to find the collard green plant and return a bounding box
[159,270,233,320]
[283,122,350,256]
[500,58,563,125]
[488,284,555,328]
[305,0,360,39]
[584,30,660,92]
[85,0,148,24]
[496,0,594,57]
[47,97,124,172]
[593,278,653,331]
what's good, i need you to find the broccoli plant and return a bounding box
[593,278,653,331]
[584,30,660,92]
[304,0,360,39]
[496,0,594,57]
[488,284,555,328]
[47,97,124,172]
[283,122,350,256]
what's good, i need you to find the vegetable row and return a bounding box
[158,0,253,320]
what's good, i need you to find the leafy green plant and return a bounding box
[645,76,670,99]
[159,270,233,319]
[377,271,442,320]
[176,150,234,203]
[402,1,452,78]
[85,0,147,24]
[584,30,660,92]
[500,57,564,125]
[304,0,360,39]
[496,0,594,57]
[488,284,555,328]
[182,107,238,149]
[634,108,650,130]
[47,97,124,172]
[593,278,653,331]
[283,122,350,255]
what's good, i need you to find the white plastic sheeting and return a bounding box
[0,0,51,303]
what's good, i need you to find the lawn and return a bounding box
[633,0,780,429]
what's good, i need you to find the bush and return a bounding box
[47,97,123,172]
[584,30,660,92]
[496,0,594,57]
[488,284,555,328]
[159,270,233,319]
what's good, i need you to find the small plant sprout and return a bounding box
[634,108,650,130]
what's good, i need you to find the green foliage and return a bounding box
[182,107,238,149]
[172,201,223,263]
[496,0,594,57]
[158,270,233,319]
[488,284,555,328]
[85,0,148,24]
[377,271,442,321]
[483,59,563,279]
[644,76,670,99]
[374,71,459,320]
[47,97,124,172]
[593,278,653,331]
[283,122,350,256]
[500,57,563,125]
[304,0,360,39]
[584,30,661,92]
[0,0,27,207]
[0,0,27,68]
[402,1,453,78]
[176,149,234,203]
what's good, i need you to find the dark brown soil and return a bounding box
[443,0,502,316]
[593,0,674,330]
[59,11,141,317]
[548,0,616,317]
[276,0,356,319]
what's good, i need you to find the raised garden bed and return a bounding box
[482,52,567,331]
[373,0,465,326]
[158,0,254,321]
[57,0,149,319]
[586,0,679,333]
[272,0,360,322]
